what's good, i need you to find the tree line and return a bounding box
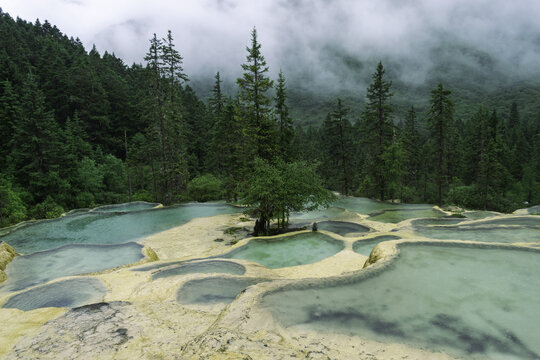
[300,62,540,212]
[0,10,539,229]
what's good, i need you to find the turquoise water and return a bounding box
[315,221,370,237]
[261,244,540,359]
[90,201,160,213]
[463,211,500,220]
[0,243,143,293]
[152,260,245,279]
[409,217,465,226]
[352,235,401,256]
[367,208,446,223]
[223,232,344,269]
[333,197,433,215]
[2,278,107,311]
[290,207,349,222]
[1,202,239,254]
[413,225,540,243]
[461,216,540,227]
[176,277,269,305]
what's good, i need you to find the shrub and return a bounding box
[187,174,224,202]
[32,196,64,219]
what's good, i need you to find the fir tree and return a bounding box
[237,27,275,162]
[362,62,394,200]
[274,70,295,162]
[427,83,453,206]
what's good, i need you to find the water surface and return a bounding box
[413,226,540,243]
[316,221,370,237]
[1,202,239,254]
[223,232,344,268]
[153,260,245,279]
[352,235,401,256]
[261,244,540,359]
[177,277,268,305]
[1,243,143,293]
[2,277,107,311]
[368,208,446,223]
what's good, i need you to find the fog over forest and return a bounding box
[3,0,540,94]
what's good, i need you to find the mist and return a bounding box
[2,0,540,94]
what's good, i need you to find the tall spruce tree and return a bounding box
[401,106,420,191]
[322,99,353,195]
[236,27,275,162]
[274,70,294,162]
[209,71,224,116]
[427,83,453,206]
[362,62,394,200]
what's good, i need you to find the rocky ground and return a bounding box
[0,210,502,360]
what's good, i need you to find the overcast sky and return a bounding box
[2,0,540,90]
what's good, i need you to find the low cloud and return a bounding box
[2,0,540,93]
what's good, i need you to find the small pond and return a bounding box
[352,235,401,256]
[1,202,239,254]
[176,277,269,305]
[333,197,434,215]
[367,208,446,223]
[0,242,143,293]
[223,232,344,269]
[315,221,370,237]
[412,225,540,243]
[153,260,246,280]
[90,201,160,213]
[2,277,108,311]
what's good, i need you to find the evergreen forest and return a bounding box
[1,10,539,228]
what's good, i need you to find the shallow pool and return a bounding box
[367,208,446,223]
[413,225,540,243]
[333,197,434,215]
[1,242,143,293]
[223,232,344,269]
[176,277,268,305]
[1,202,239,254]
[461,216,540,227]
[90,201,160,213]
[153,260,246,279]
[352,235,401,256]
[261,243,540,359]
[315,221,370,237]
[2,277,107,311]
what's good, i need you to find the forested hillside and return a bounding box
[0,10,539,228]
[0,11,213,225]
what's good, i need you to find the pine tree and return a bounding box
[322,99,353,195]
[12,72,68,204]
[209,71,224,116]
[274,70,294,162]
[401,106,420,190]
[0,80,20,171]
[236,27,275,162]
[362,62,394,200]
[427,83,453,206]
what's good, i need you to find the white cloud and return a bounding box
[2,0,540,89]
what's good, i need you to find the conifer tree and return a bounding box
[401,106,420,190]
[12,73,68,204]
[237,27,275,162]
[322,99,353,195]
[274,70,294,162]
[209,71,224,116]
[362,62,394,200]
[427,83,453,206]
[0,80,20,170]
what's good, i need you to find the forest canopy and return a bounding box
[0,10,539,227]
